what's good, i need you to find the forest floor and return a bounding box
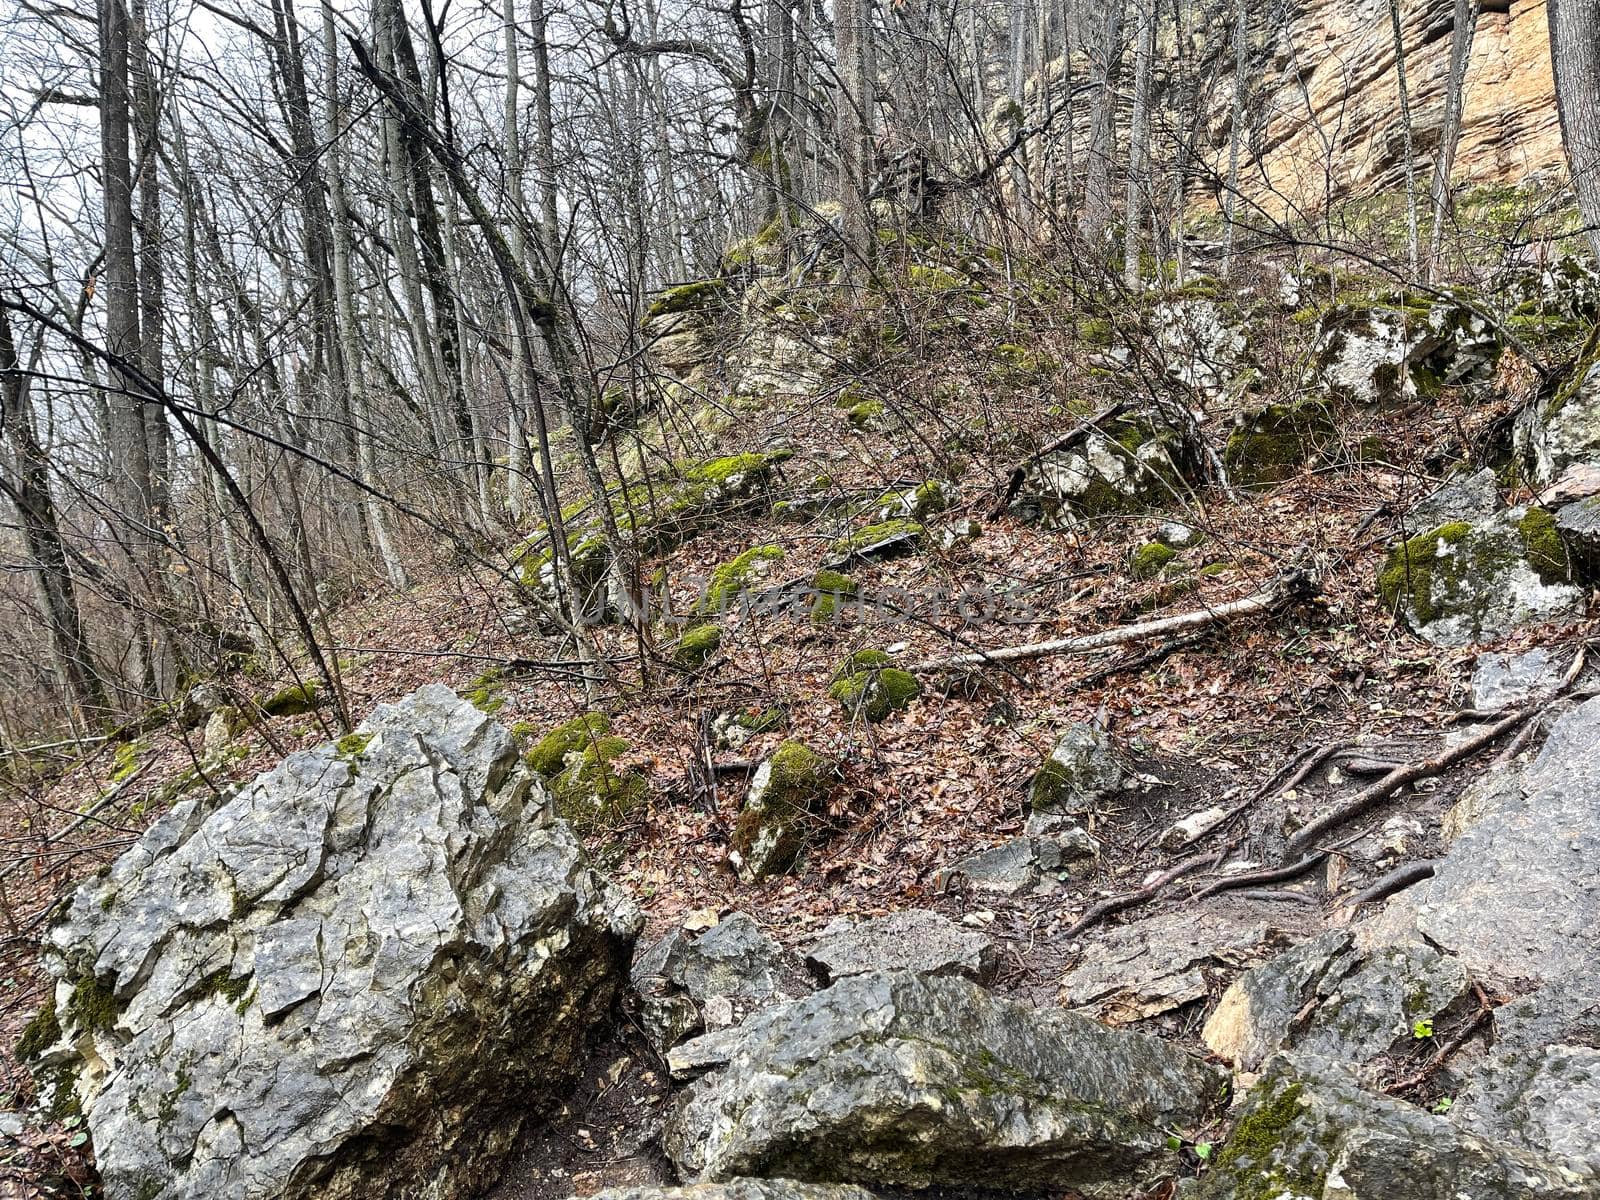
[3,273,1595,1196]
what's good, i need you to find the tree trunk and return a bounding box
[0,309,111,720]
[1221,2,1248,277]
[1388,0,1420,276]
[1121,0,1154,288]
[1548,0,1600,263]
[1079,0,1123,246]
[1428,0,1478,280]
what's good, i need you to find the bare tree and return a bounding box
[1549,0,1600,263]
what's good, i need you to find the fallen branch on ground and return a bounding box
[1063,849,1225,939]
[906,570,1316,675]
[1283,685,1591,859]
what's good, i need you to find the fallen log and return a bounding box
[905,569,1316,675]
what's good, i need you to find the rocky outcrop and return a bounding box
[1388,693,1600,989]
[1202,0,1564,220]
[1201,929,1469,1079]
[728,741,834,881]
[662,970,1229,1197]
[1308,300,1500,407]
[1007,412,1200,529]
[27,686,641,1200]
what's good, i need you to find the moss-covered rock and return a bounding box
[15,992,60,1062]
[1029,725,1124,814]
[643,277,731,324]
[831,518,926,559]
[462,669,506,714]
[730,741,834,881]
[527,712,613,777]
[1010,414,1199,529]
[673,623,722,668]
[875,480,950,522]
[700,544,785,615]
[846,398,886,430]
[1378,508,1584,646]
[828,649,921,723]
[257,680,320,718]
[1129,541,1178,580]
[549,733,649,836]
[1224,399,1338,486]
[808,569,859,623]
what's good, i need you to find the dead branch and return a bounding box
[906,570,1315,675]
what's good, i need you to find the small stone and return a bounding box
[1157,804,1229,850]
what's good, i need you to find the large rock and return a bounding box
[1309,301,1499,406]
[1396,694,1600,989]
[662,970,1228,1197]
[1515,337,1600,486]
[1470,646,1566,711]
[728,741,834,882]
[1028,724,1124,813]
[1194,1054,1595,1200]
[1556,494,1600,582]
[29,686,641,1200]
[1377,507,1585,646]
[631,913,804,1055]
[1008,413,1200,529]
[1153,293,1249,401]
[1201,930,1468,1079]
[803,909,998,986]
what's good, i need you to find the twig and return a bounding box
[906,570,1315,674]
[1071,631,1210,690]
[1063,849,1224,938]
[0,764,150,885]
[1196,851,1328,899]
[1384,983,1493,1096]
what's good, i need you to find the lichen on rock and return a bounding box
[32,685,641,1200]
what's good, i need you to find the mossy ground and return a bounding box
[550,734,648,835]
[700,544,785,614]
[527,712,613,777]
[673,623,722,668]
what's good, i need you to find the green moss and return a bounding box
[109,739,142,783]
[682,450,793,486]
[527,712,613,777]
[809,569,858,623]
[257,680,320,718]
[549,734,648,835]
[1130,541,1177,579]
[828,649,921,723]
[1517,506,1570,583]
[735,706,786,734]
[731,740,833,878]
[847,399,885,429]
[643,277,729,323]
[1224,400,1338,486]
[674,623,722,668]
[877,480,950,520]
[463,668,506,714]
[1211,1081,1326,1200]
[335,732,373,758]
[67,975,118,1033]
[1077,316,1114,347]
[700,544,785,614]
[1378,521,1473,625]
[832,518,925,556]
[199,969,251,1008]
[15,992,60,1061]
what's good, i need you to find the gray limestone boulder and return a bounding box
[631,913,805,1055]
[1007,413,1201,530]
[935,832,1095,896]
[1413,466,1501,527]
[1029,724,1124,813]
[1310,301,1499,406]
[662,970,1229,1197]
[1514,345,1600,486]
[803,909,998,986]
[1195,1054,1596,1200]
[1470,647,1566,711]
[1400,694,1600,989]
[1556,493,1600,581]
[1201,930,1468,1079]
[1377,507,1585,646]
[29,685,641,1200]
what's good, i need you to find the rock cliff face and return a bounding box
[1216,0,1563,218]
